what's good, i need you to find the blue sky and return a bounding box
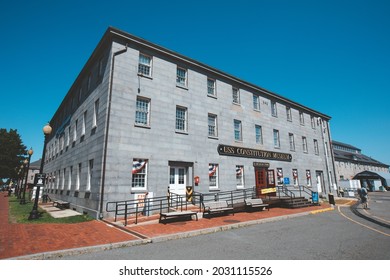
[1,0,389,165]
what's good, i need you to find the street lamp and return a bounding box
[29,123,52,220]
[20,148,33,204]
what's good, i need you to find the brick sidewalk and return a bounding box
[0,193,333,259]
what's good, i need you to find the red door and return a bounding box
[255,168,267,197]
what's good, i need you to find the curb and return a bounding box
[8,239,151,260]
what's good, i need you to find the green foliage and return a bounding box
[8,196,94,224]
[0,128,27,180]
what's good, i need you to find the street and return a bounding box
[56,193,390,260]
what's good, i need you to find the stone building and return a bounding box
[332,140,389,191]
[43,27,336,218]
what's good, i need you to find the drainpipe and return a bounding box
[98,43,128,219]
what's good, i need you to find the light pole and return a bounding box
[29,123,52,220]
[20,148,33,204]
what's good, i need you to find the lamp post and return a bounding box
[29,123,52,220]
[17,165,24,199]
[20,148,33,204]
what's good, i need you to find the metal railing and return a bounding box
[193,187,256,211]
[106,192,191,225]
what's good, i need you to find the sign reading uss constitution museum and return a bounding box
[217,144,292,162]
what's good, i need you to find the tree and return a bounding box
[0,128,27,180]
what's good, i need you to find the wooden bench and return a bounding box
[53,200,70,210]
[203,200,234,218]
[244,198,269,211]
[159,210,198,224]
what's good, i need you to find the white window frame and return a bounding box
[208,113,218,138]
[236,165,244,188]
[286,107,292,121]
[176,67,187,87]
[132,159,148,190]
[81,111,87,136]
[209,163,219,189]
[271,101,278,117]
[234,119,242,141]
[135,97,150,127]
[289,133,295,151]
[207,78,216,96]
[87,159,93,192]
[138,53,152,77]
[253,94,260,111]
[302,136,308,153]
[300,112,305,125]
[314,139,319,155]
[93,99,99,128]
[175,106,188,133]
[273,129,280,148]
[232,87,240,104]
[255,125,263,144]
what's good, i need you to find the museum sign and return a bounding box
[217,144,292,162]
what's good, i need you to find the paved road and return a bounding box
[56,201,390,260]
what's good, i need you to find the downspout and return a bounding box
[98,43,128,219]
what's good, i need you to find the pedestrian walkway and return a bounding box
[1,193,345,260]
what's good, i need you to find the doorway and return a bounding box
[255,167,268,197]
[169,167,186,195]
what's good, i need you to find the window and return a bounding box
[93,99,99,128]
[255,125,263,144]
[236,165,244,188]
[289,133,295,151]
[314,139,319,155]
[286,107,292,121]
[277,168,283,185]
[66,127,70,147]
[311,116,316,129]
[207,78,216,96]
[208,114,218,137]
[176,67,187,87]
[176,106,188,132]
[135,97,150,126]
[271,101,278,117]
[253,94,260,111]
[209,164,219,188]
[232,87,240,104]
[273,129,280,148]
[132,159,148,189]
[234,119,242,141]
[306,170,312,186]
[68,166,72,190]
[292,169,298,186]
[300,112,305,125]
[76,163,81,191]
[73,120,78,143]
[62,168,66,190]
[302,136,308,153]
[138,53,152,77]
[81,111,87,136]
[87,159,93,191]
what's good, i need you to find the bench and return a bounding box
[53,200,70,210]
[203,200,234,218]
[159,210,198,224]
[244,198,269,211]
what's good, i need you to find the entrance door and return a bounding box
[169,167,186,196]
[316,171,324,194]
[255,168,268,197]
